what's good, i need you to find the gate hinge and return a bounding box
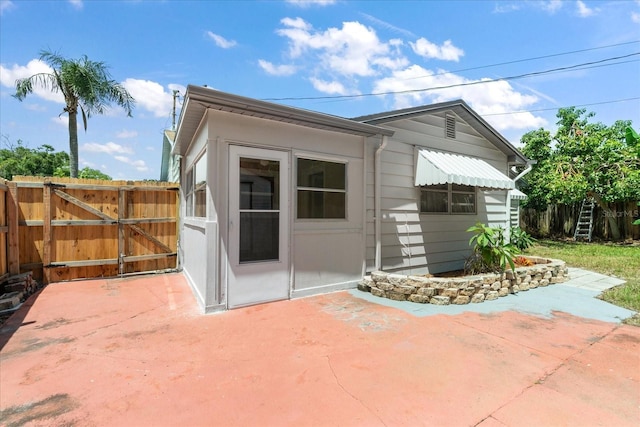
[44,182,66,188]
[44,263,67,268]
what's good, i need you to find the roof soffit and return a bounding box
[173,85,393,156]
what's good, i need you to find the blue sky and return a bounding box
[1,0,639,181]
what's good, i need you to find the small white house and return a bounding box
[173,85,529,312]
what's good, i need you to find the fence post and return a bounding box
[7,182,20,275]
[118,188,125,275]
[43,178,52,284]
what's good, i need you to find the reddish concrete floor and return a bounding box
[1,273,639,426]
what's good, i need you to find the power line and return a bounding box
[405,40,640,81]
[481,97,640,117]
[263,52,640,102]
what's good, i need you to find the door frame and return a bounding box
[226,144,291,309]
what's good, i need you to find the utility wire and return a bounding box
[481,97,640,117]
[405,40,640,81]
[263,52,640,102]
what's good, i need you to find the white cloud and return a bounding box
[360,13,416,38]
[373,65,546,131]
[576,0,598,17]
[410,38,464,62]
[631,11,640,23]
[206,31,237,49]
[68,0,82,10]
[122,79,186,118]
[276,18,405,77]
[116,129,138,139]
[51,115,68,127]
[493,1,563,14]
[0,0,15,15]
[541,0,563,13]
[285,0,336,7]
[309,77,353,95]
[83,141,134,155]
[114,155,149,172]
[258,60,297,76]
[493,3,521,13]
[0,59,64,103]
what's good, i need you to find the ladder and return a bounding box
[574,198,595,241]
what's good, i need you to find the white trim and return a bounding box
[294,155,349,221]
[290,280,359,298]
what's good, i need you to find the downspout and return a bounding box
[374,136,388,271]
[508,160,535,233]
[513,160,535,183]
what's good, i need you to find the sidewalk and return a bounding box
[351,267,635,323]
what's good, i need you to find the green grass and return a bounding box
[524,240,640,326]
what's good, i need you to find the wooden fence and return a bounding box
[0,180,8,280]
[521,201,640,240]
[3,176,179,284]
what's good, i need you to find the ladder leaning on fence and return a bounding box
[574,198,595,242]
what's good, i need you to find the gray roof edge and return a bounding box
[354,99,528,164]
[184,85,394,137]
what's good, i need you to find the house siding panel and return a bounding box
[365,113,511,275]
[198,109,368,303]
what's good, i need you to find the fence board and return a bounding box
[522,201,640,240]
[9,176,179,283]
[0,180,7,277]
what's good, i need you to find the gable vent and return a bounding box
[445,114,456,139]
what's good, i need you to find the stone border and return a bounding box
[359,257,569,305]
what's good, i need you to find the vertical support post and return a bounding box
[42,179,52,284]
[127,186,134,271]
[174,188,180,270]
[7,182,20,275]
[118,187,126,276]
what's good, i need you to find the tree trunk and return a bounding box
[68,110,78,178]
[590,192,621,240]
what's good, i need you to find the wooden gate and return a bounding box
[7,176,179,284]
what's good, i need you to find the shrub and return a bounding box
[465,222,519,274]
[510,227,536,251]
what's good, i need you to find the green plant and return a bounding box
[510,226,536,250]
[465,222,520,274]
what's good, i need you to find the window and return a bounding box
[186,153,207,218]
[420,184,475,214]
[297,158,346,219]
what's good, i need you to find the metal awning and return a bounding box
[415,149,515,189]
[510,189,528,200]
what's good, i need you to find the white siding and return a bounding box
[181,121,223,312]
[511,199,521,228]
[183,109,369,305]
[366,112,511,275]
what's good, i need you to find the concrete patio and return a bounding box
[1,271,638,426]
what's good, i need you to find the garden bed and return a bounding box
[359,256,568,305]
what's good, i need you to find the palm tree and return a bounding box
[14,50,135,178]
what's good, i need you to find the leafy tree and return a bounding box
[78,167,112,180]
[13,50,134,178]
[0,136,69,179]
[520,108,640,239]
[0,135,111,180]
